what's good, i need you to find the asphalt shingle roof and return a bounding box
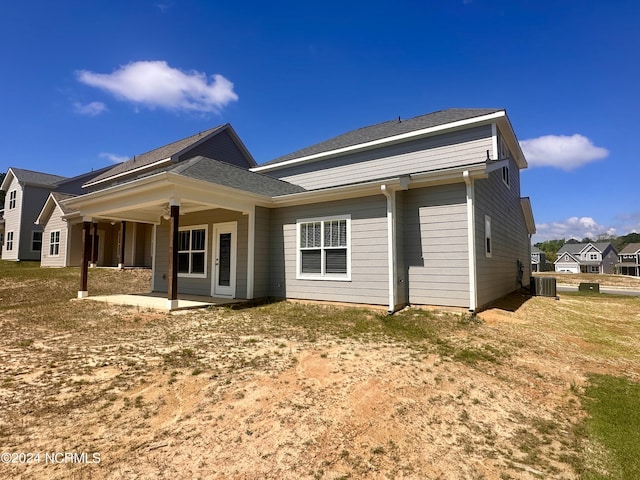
[619,243,640,254]
[262,108,503,166]
[7,168,67,187]
[87,125,226,185]
[168,156,305,196]
[51,192,78,215]
[557,242,613,254]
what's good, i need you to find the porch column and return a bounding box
[78,220,92,298]
[118,221,127,269]
[91,223,98,267]
[167,203,180,310]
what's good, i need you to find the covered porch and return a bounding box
[64,170,267,311]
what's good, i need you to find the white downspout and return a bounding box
[463,171,477,312]
[381,185,397,314]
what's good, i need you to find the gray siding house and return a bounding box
[531,246,547,272]
[64,108,535,312]
[554,242,618,274]
[616,243,640,276]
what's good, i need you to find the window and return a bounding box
[178,226,207,277]
[589,265,599,273]
[49,231,60,256]
[501,165,510,188]
[31,231,42,252]
[0,232,3,245]
[297,216,350,279]
[589,253,598,260]
[8,190,17,210]
[6,231,14,251]
[484,215,492,258]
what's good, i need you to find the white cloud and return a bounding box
[99,152,129,163]
[76,61,238,113]
[74,101,107,116]
[534,216,616,243]
[520,134,608,171]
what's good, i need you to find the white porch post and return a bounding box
[246,206,255,300]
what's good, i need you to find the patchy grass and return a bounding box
[576,375,640,479]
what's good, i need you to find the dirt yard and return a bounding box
[1,266,639,479]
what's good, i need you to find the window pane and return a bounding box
[313,222,321,247]
[192,229,205,250]
[178,252,190,273]
[301,250,321,273]
[178,231,190,251]
[300,223,308,248]
[339,220,347,246]
[218,233,231,285]
[192,252,205,274]
[325,249,347,274]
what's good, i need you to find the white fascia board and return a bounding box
[0,169,16,191]
[495,116,528,169]
[252,111,507,173]
[34,194,58,225]
[520,197,536,235]
[81,158,173,188]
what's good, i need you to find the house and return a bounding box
[531,246,547,272]
[36,125,253,269]
[63,108,535,313]
[616,243,640,277]
[554,242,618,274]
[0,208,5,255]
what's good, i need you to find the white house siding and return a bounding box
[1,175,22,260]
[269,195,389,305]
[474,158,531,308]
[402,184,470,308]
[153,209,248,298]
[41,204,68,267]
[267,125,493,190]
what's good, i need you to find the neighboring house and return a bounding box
[554,242,618,274]
[531,246,547,272]
[65,108,536,312]
[0,208,5,255]
[616,243,640,277]
[0,168,67,261]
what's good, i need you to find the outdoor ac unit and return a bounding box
[531,276,557,297]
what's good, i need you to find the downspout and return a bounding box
[381,185,397,314]
[463,171,477,313]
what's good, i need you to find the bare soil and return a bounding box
[1,268,639,479]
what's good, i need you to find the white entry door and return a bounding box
[212,222,237,297]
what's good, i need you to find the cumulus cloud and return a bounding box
[76,61,238,113]
[534,216,616,243]
[74,101,107,116]
[99,152,129,163]
[520,134,608,171]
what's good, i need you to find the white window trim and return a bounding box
[484,215,492,258]
[6,231,14,251]
[178,224,208,279]
[501,165,510,188]
[49,230,61,257]
[296,214,351,281]
[8,190,17,210]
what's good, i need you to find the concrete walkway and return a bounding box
[79,292,243,311]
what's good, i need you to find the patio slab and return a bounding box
[78,292,242,311]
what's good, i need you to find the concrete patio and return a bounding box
[78,292,244,311]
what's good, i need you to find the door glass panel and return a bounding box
[218,233,231,286]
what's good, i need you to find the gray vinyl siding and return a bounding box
[19,185,51,260]
[41,204,68,267]
[178,130,252,169]
[403,184,470,308]
[254,207,271,298]
[267,125,492,190]
[602,247,618,274]
[269,195,389,305]
[474,158,531,308]
[153,209,248,297]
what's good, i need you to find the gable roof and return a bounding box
[554,251,580,264]
[1,167,67,191]
[531,246,543,254]
[254,108,524,172]
[619,243,640,255]
[84,124,256,188]
[167,156,305,197]
[35,192,77,225]
[557,242,613,254]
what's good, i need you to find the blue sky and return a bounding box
[1,0,638,242]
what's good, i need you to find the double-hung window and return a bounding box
[297,216,350,280]
[8,191,17,210]
[32,231,42,252]
[6,231,14,251]
[50,231,61,256]
[178,226,207,277]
